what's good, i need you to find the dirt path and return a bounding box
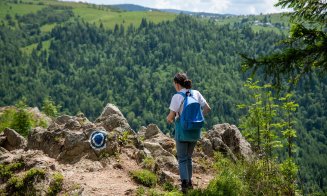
[60,156,214,195]
[60,154,140,196]
[13,149,214,195]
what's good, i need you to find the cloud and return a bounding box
[61,0,289,15]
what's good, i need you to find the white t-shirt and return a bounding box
[169,88,207,117]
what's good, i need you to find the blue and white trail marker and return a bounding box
[89,130,107,150]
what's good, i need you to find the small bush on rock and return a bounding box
[142,157,155,170]
[0,162,25,182]
[47,172,64,196]
[131,169,157,187]
[5,168,45,195]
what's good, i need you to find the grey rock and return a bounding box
[62,130,85,149]
[95,103,132,133]
[144,124,160,139]
[158,170,179,183]
[143,141,178,173]
[143,125,175,154]
[210,123,254,161]
[211,137,237,162]
[97,103,124,119]
[28,126,120,163]
[47,122,61,132]
[199,138,214,157]
[27,127,64,159]
[143,141,172,157]
[135,150,147,163]
[211,137,229,152]
[0,147,8,155]
[64,119,81,130]
[137,126,147,138]
[82,122,96,130]
[155,156,179,174]
[55,115,73,125]
[1,128,27,151]
[98,114,130,132]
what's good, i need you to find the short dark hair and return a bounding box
[173,72,192,89]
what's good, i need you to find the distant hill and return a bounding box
[111,4,234,18]
[110,4,156,12]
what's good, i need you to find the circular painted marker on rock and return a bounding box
[89,130,107,150]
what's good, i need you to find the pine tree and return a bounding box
[42,97,60,118]
[11,99,32,137]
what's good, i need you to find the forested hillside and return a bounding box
[0,0,326,193]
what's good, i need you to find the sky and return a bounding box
[63,0,290,15]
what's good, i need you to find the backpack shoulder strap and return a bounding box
[175,92,186,116]
[176,92,186,98]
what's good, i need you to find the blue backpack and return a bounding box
[174,90,204,141]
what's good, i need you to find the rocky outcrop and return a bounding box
[138,124,178,174]
[204,123,254,161]
[27,126,120,163]
[95,103,132,133]
[0,128,27,151]
[55,114,93,130]
[0,103,253,166]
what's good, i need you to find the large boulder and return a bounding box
[143,141,178,173]
[0,128,27,151]
[57,130,89,162]
[27,127,119,163]
[27,127,66,159]
[25,104,136,163]
[143,124,175,154]
[207,123,254,161]
[95,103,132,133]
[55,114,92,130]
[140,124,178,174]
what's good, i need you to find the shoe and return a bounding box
[181,180,188,194]
[188,180,193,190]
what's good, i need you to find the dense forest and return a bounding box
[0,2,326,194]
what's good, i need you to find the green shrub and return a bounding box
[280,158,298,195]
[0,105,48,137]
[147,188,162,196]
[189,152,296,196]
[6,168,45,195]
[131,169,157,187]
[42,97,60,117]
[0,108,16,133]
[47,172,64,196]
[10,108,32,137]
[118,131,131,145]
[0,162,25,182]
[23,168,46,183]
[142,157,155,170]
[162,182,176,192]
[205,170,246,196]
[164,191,183,196]
[136,186,146,196]
[188,152,248,195]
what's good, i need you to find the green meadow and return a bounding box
[0,0,176,30]
[0,0,289,54]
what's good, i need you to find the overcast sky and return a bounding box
[63,0,290,15]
